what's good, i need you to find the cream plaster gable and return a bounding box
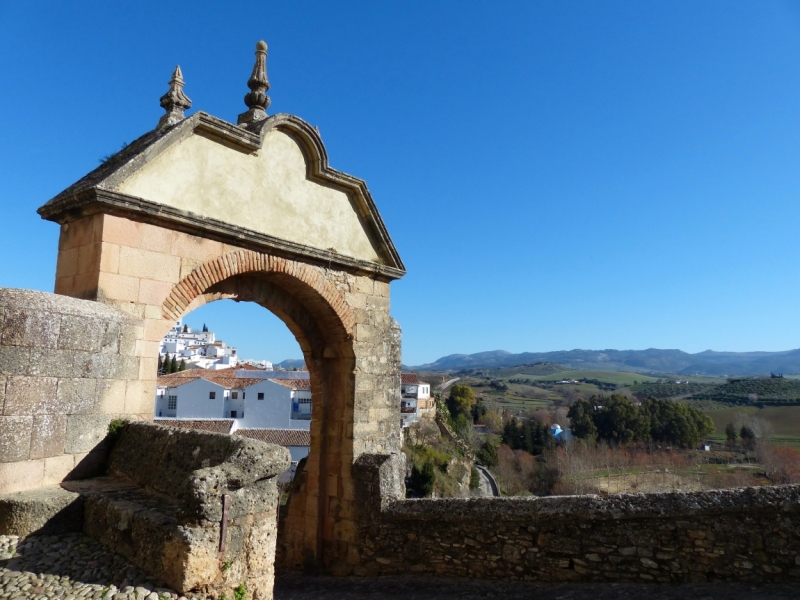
[115,130,380,263]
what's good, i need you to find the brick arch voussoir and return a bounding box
[162,250,355,337]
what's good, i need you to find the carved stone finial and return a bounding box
[157,66,192,131]
[237,41,271,129]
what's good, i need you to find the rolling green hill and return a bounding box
[632,382,719,399]
[533,370,658,386]
[691,377,800,405]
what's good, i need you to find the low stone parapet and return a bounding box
[355,457,800,583]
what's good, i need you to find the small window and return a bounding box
[231,391,238,399]
[258,392,264,400]
[167,395,177,410]
[209,391,216,399]
[230,410,237,418]
[242,392,245,399]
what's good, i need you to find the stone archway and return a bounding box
[36,44,406,573]
[162,250,373,571]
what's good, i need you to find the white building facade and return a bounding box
[400,373,434,427]
[155,369,312,431]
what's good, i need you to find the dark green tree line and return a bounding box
[502,417,555,455]
[567,394,714,448]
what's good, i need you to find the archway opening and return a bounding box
[154,298,313,482]
[154,265,361,571]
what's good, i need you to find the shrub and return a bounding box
[469,467,481,490]
[409,461,436,497]
[476,441,499,467]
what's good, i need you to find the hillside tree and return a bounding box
[447,384,476,421]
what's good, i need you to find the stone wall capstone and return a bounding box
[0,288,143,493]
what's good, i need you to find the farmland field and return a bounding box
[529,370,658,385]
[692,377,800,405]
[702,405,800,445]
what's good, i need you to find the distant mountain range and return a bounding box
[276,358,306,369]
[408,348,800,376]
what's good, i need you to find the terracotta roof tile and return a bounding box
[157,371,203,386]
[154,418,235,434]
[204,373,263,388]
[401,373,420,384]
[268,379,311,390]
[235,428,310,446]
[157,369,263,389]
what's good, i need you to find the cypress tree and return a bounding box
[170,355,178,374]
[179,359,186,372]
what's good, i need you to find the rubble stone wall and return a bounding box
[354,484,800,582]
[0,288,143,493]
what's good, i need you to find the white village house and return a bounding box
[160,321,274,371]
[155,368,312,463]
[400,373,434,426]
[155,368,312,427]
[155,366,433,471]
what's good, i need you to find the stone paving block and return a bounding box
[98,320,121,354]
[1,308,61,349]
[57,378,101,415]
[76,242,101,275]
[3,376,58,416]
[0,416,33,462]
[29,414,67,460]
[98,241,120,273]
[97,379,126,414]
[137,278,173,306]
[118,246,180,282]
[100,214,142,248]
[0,458,44,494]
[55,246,79,278]
[97,272,140,302]
[64,414,115,454]
[71,351,116,379]
[58,314,104,352]
[42,453,76,485]
[27,348,78,378]
[69,447,108,480]
[115,355,142,380]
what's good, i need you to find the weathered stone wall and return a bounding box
[354,480,800,583]
[0,288,143,493]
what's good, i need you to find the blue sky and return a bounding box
[2,1,800,366]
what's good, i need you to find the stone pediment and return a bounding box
[39,112,405,279]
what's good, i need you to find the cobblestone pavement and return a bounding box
[274,572,800,600]
[0,534,200,600]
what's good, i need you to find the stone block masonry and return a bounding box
[355,479,800,583]
[0,288,144,493]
